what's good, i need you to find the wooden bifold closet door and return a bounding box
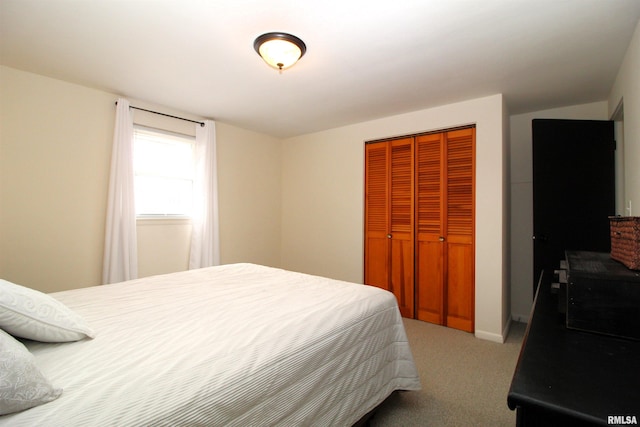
[364,138,415,318]
[364,127,475,333]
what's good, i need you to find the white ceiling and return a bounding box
[2,0,639,138]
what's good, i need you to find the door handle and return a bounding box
[439,236,445,242]
[387,234,392,239]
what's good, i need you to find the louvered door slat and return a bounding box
[415,132,444,324]
[391,140,413,233]
[390,138,414,318]
[364,143,389,290]
[416,133,443,235]
[444,127,475,333]
[447,129,474,237]
[366,145,388,232]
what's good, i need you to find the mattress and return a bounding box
[0,263,420,426]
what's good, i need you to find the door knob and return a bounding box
[439,236,445,242]
[387,234,392,239]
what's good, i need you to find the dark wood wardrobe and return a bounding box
[364,126,475,332]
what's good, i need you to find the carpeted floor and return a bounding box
[370,319,526,427]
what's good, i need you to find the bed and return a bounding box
[0,263,421,426]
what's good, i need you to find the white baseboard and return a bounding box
[474,314,514,344]
[475,329,506,343]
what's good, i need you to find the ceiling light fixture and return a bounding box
[254,32,306,72]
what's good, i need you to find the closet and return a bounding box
[364,127,475,332]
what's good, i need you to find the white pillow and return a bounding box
[0,329,63,415]
[0,279,95,342]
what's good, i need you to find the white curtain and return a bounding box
[189,119,220,269]
[102,98,138,284]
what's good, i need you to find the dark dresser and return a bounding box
[507,252,640,426]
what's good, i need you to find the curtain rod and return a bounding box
[115,101,205,127]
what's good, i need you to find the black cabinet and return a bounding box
[565,251,640,341]
[508,266,640,426]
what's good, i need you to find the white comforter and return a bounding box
[0,263,420,426]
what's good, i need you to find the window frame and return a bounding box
[132,125,196,220]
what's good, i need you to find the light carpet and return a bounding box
[370,319,526,427]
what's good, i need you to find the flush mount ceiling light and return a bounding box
[254,32,306,71]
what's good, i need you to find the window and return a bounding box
[133,126,195,217]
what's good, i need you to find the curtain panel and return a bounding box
[189,120,220,269]
[102,98,138,284]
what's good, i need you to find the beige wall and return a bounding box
[136,218,192,278]
[501,95,512,338]
[216,122,282,267]
[609,19,640,216]
[0,66,114,292]
[281,94,511,342]
[0,66,282,291]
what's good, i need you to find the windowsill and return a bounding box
[136,216,192,226]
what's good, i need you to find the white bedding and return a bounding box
[0,263,420,426]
